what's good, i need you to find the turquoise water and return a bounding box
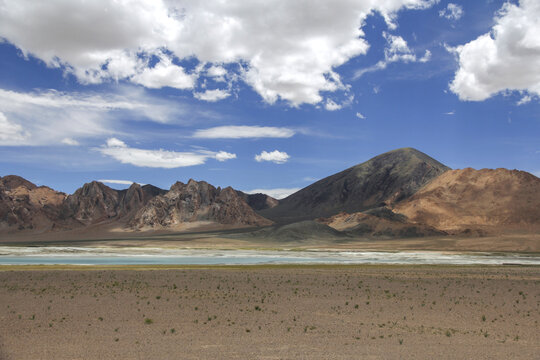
[0,247,539,265]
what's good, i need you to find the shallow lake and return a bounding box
[0,247,539,265]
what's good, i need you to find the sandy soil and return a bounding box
[0,265,539,359]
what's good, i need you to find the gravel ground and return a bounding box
[0,265,539,359]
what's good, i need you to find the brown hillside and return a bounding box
[0,176,66,232]
[395,168,540,231]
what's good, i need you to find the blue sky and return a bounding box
[0,0,539,197]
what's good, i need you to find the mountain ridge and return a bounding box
[2,147,539,239]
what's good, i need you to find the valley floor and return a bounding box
[0,265,539,359]
[2,227,540,253]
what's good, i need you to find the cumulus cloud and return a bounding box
[0,0,438,107]
[131,56,195,89]
[254,150,290,164]
[207,66,227,78]
[325,99,342,111]
[356,112,366,119]
[243,188,301,200]
[193,89,231,102]
[353,32,431,79]
[0,87,187,146]
[439,3,463,21]
[449,0,540,101]
[193,126,295,139]
[97,138,236,168]
[215,151,237,162]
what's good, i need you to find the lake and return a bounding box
[0,246,539,265]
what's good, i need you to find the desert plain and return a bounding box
[0,264,538,359]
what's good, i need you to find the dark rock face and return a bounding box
[236,191,279,211]
[259,148,450,223]
[116,184,168,219]
[129,180,272,229]
[62,181,121,225]
[61,182,168,226]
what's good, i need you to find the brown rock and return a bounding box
[130,179,272,229]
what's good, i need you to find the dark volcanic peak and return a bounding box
[259,147,450,223]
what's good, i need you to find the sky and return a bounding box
[0,0,539,198]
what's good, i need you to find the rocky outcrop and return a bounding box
[0,176,66,232]
[129,179,272,229]
[62,181,121,225]
[61,182,167,226]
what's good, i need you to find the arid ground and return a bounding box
[0,265,539,359]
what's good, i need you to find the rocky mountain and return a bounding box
[0,175,66,232]
[60,181,167,226]
[259,148,450,223]
[129,179,272,230]
[395,168,540,232]
[2,147,540,239]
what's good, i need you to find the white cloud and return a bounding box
[384,32,417,63]
[324,99,342,111]
[106,138,128,148]
[254,150,290,164]
[98,179,145,186]
[0,0,438,107]
[0,112,29,144]
[439,3,463,21]
[419,49,431,63]
[449,0,540,101]
[353,32,431,79]
[207,65,227,78]
[0,87,187,146]
[517,95,533,105]
[193,126,295,139]
[61,138,79,146]
[215,151,237,162]
[244,187,301,200]
[444,110,455,115]
[97,138,236,168]
[193,89,231,102]
[131,56,195,89]
[356,112,366,119]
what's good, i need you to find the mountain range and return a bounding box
[1,147,539,240]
